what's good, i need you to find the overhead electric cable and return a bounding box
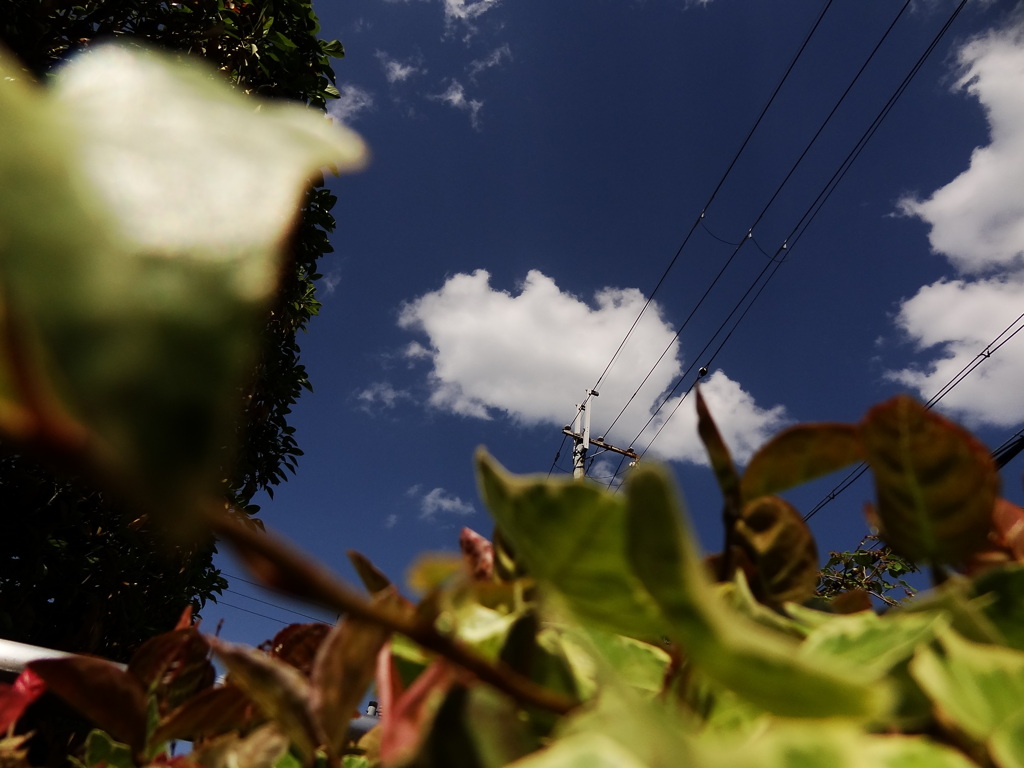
[222,587,327,623]
[582,0,837,404]
[601,0,916,447]
[622,0,971,460]
[803,307,1024,521]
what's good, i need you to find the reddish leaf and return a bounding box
[830,590,874,614]
[695,387,741,512]
[860,395,999,565]
[174,607,193,631]
[129,628,214,712]
[311,588,403,753]
[30,656,148,753]
[380,659,457,766]
[263,623,330,677]
[0,669,46,732]
[151,684,256,745]
[208,637,325,759]
[347,550,393,594]
[459,527,496,582]
[992,498,1024,559]
[741,423,863,501]
[735,496,819,607]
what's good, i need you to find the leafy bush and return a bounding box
[6,36,1024,768]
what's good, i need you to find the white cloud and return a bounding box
[412,487,477,520]
[321,269,341,296]
[398,269,786,464]
[444,0,500,23]
[376,51,423,84]
[430,80,483,128]
[898,21,1024,275]
[890,19,1024,427]
[468,44,512,79]
[355,381,410,411]
[887,278,1024,427]
[326,84,375,124]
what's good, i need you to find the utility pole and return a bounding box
[562,390,639,480]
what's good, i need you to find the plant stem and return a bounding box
[209,509,577,717]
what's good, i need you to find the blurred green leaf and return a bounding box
[741,423,863,501]
[623,464,888,719]
[861,396,998,565]
[0,44,366,529]
[972,565,1024,652]
[911,628,1024,743]
[82,730,135,768]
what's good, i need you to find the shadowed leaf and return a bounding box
[30,657,147,753]
[741,423,863,501]
[151,684,255,745]
[209,637,325,759]
[264,623,330,677]
[380,659,457,767]
[191,724,289,768]
[128,628,214,712]
[347,550,393,594]
[312,588,402,753]
[735,496,819,607]
[861,396,998,564]
[696,387,741,512]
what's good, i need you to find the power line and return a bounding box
[599,0,917,450]
[804,307,1024,521]
[575,0,838,424]
[621,0,971,460]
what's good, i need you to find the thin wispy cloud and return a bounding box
[355,381,411,412]
[376,50,424,84]
[326,84,375,124]
[430,80,483,128]
[468,44,511,79]
[408,485,476,521]
[890,18,1024,427]
[398,269,787,465]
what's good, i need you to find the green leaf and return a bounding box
[622,464,888,719]
[860,395,998,565]
[801,610,946,675]
[971,565,1024,652]
[0,43,366,528]
[694,723,976,768]
[476,450,668,641]
[911,628,1024,742]
[82,730,135,768]
[740,423,863,500]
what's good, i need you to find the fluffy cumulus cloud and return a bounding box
[890,19,1024,427]
[408,485,476,520]
[326,84,374,124]
[398,269,786,464]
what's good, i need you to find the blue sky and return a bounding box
[203,0,1024,643]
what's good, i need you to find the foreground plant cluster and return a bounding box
[4,36,1024,768]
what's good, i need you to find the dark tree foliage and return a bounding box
[0,0,344,660]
